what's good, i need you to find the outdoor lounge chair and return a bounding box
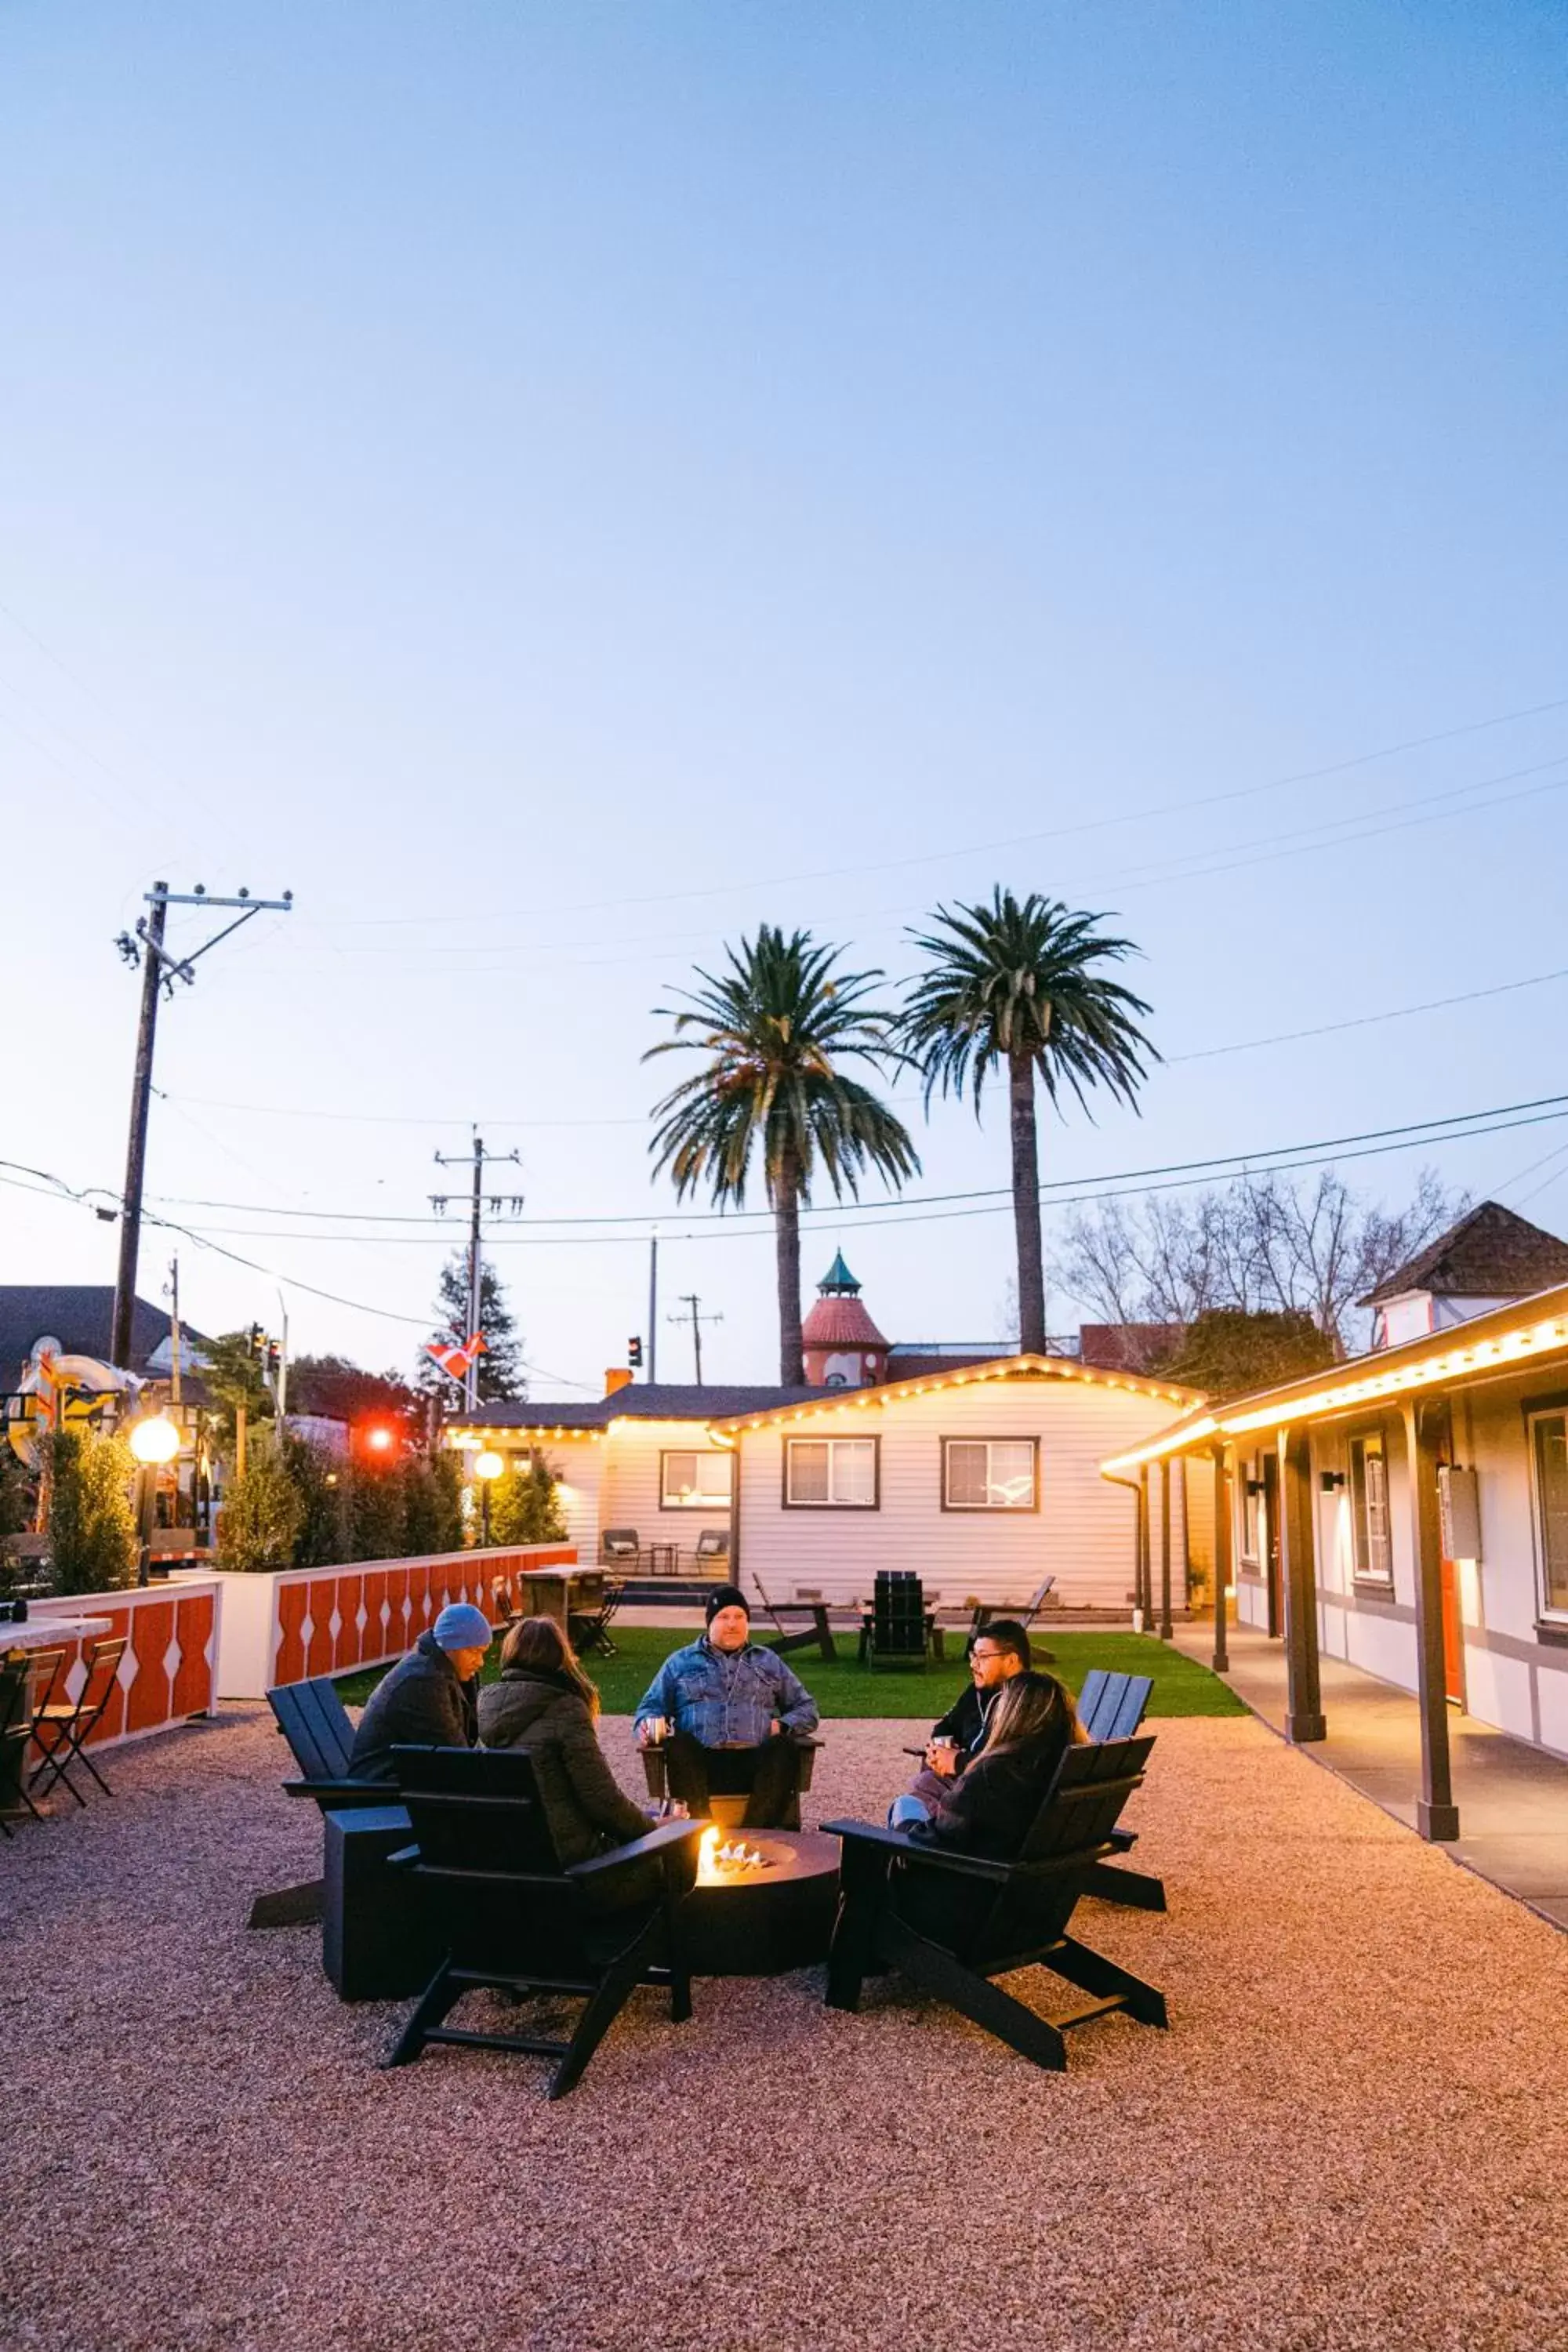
[0,1649,43,1835]
[249,1677,397,1928]
[750,1572,837,1662]
[859,1572,937,1666]
[1073,1669,1163,1911]
[385,1745,706,2099]
[637,1730,823,1831]
[823,1734,1167,2073]
[695,1528,730,1568]
[601,1528,641,1566]
[970,1577,1056,1638]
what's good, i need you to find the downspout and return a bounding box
[1103,1470,1147,1631]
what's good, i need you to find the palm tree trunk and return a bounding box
[1009,1047,1047,1354]
[775,1152,804,1385]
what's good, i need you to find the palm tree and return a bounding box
[646,926,919,1385]
[901,888,1156,1357]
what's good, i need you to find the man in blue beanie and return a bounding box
[347,1600,494,1782]
[633,1583,818,1828]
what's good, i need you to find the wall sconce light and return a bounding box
[1319,1470,1346,1493]
[1245,1479,1265,1497]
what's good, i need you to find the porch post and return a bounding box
[1400,1396,1460,1841]
[1157,1457,1173,1639]
[1137,1465,1151,1626]
[1178,1456,1191,1610]
[1210,1443,1231,1674]
[1277,1424,1325,1742]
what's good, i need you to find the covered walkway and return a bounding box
[1175,1621,1568,1929]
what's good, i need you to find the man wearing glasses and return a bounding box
[894,1619,1033,1817]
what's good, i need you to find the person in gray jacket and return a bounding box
[478,1614,652,1867]
[347,1602,492,1782]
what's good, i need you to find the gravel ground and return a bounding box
[3,1707,1566,2352]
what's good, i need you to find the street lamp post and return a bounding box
[128,1413,181,1587]
[473,1449,504,1549]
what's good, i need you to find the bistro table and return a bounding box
[644,1541,680,1576]
[0,1615,111,1810]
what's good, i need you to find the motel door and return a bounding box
[1261,1453,1281,1639]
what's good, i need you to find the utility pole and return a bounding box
[671,1292,722,1385]
[648,1232,659,1382]
[111,880,293,1369]
[431,1131,523,1414]
[166,1254,182,1406]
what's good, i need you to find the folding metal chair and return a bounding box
[0,1649,45,1835]
[30,1635,127,1805]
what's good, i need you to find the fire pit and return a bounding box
[681,1826,840,1976]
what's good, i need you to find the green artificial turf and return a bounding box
[336,1625,1244,1719]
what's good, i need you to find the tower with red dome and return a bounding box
[801,1251,889,1388]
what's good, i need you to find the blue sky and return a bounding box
[3,2,1566,1393]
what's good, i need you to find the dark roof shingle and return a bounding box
[1359,1202,1568,1308]
[453,1382,818,1431]
[0,1287,207,1384]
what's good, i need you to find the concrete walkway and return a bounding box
[1174,1621,1568,1929]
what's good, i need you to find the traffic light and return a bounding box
[628,1336,643,1369]
[247,1322,264,1359]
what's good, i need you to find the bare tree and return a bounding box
[1057,1167,1466,1358]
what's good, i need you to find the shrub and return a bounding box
[283,1436,350,1567]
[46,1429,140,1593]
[216,1450,307,1570]
[403,1451,463,1556]
[489,1454,567,1546]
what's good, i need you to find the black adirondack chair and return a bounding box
[250,1678,396,1929]
[970,1577,1056,1637]
[1074,1670,1164,1912]
[824,1735,1167,2073]
[750,1573,837,1662]
[385,1745,706,2098]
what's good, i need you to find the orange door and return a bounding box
[1439,1553,1465,1706]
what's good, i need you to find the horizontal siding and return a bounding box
[601,1424,734,1558]
[735,1377,1185,1610]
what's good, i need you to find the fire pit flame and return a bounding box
[696,1825,775,1882]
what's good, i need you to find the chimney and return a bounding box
[604,1367,633,1398]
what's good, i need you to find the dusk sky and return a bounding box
[4,2,1566,1396]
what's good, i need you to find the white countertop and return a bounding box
[2,1615,112,1651]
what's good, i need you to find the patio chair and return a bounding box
[637,1730,823,1831]
[28,1635,127,1806]
[601,1528,641,1567]
[384,1744,706,2099]
[490,1571,521,1628]
[823,1734,1167,2073]
[694,1528,730,1568]
[249,1677,399,1929]
[750,1572,837,1662]
[859,1572,935,1668]
[0,1648,43,1835]
[1074,1670,1164,1912]
[568,1573,623,1660]
[970,1577,1056,1638]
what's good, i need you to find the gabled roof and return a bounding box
[451,1383,818,1435]
[712,1353,1203,1432]
[0,1287,209,1385]
[1100,1275,1568,1473]
[1359,1201,1568,1307]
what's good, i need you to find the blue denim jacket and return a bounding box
[633,1638,819,1748]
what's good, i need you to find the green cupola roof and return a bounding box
[818,1250,861,1295]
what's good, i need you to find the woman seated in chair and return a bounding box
[478,1616,652,1867]
[888,1671,1087,1860]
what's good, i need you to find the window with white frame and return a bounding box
[1528,1409,1568,1617]
[1348,1430,1393,1584]
[942,1437,1038,1511]
[784,1436,878,1508]
[659,1450,734,1510]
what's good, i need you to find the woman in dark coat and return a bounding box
[477,1616,651,1867]
[891,1670,1085,1859]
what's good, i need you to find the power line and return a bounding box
[1167,963,1568,1063]
[309,691,1568,931]
[129,1087,1568,1232]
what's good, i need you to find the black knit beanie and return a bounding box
[704,1582,750,1625]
